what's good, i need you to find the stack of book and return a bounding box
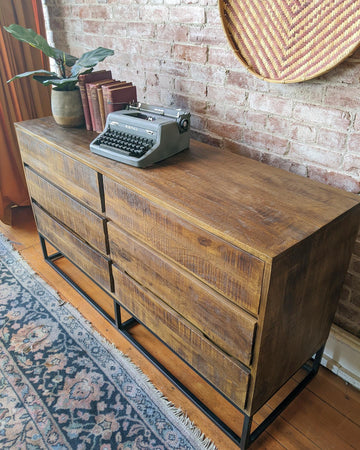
[79,70,137,132]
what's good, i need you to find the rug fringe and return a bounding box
[0,234,219,450]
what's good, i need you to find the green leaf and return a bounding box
[53,50,78,68]
[7,69,60,83]
[4,24,78,68]
[33,76,79,91]
[71,47,114,76]
[4,24,56,59]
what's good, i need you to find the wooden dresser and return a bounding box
[15,117,360,448]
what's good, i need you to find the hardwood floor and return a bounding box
[1,205,360,450]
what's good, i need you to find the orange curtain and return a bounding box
[0,0,51,224]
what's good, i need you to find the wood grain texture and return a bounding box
[104,176,264,315]
[32,203,112,291]
[112,264,250,409]
[3,207,360,450]
[15,117,359,260]
[248,209,360,415]
[15,117,360,424]
[16,127,102,213]
[108,221,257,365]
[24,167,108,254]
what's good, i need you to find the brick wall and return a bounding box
[44,0,360,337]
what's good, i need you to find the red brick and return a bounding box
[173,44,207,64]
[227,69,268,91]
[348,133,360,153]
[83,20,103,34]
[175,78,207,97]
[266,116,292,137]
[354,114,360,132]
[307,166,360,193]
[156,24,188,42]
[291,124,316,143]
[189,26,227,46]
[317,128,347,151]
[141,42,172,59]
[245,111,268,131]
[208,46,242,69]
[242,130,289,155]
[207,85,246,106]
[126,22,155,38]
[224,139,263,161]
[268,82,323,104]
[89,5,109,19]
[207,118,242,141]
[189,64,226,85]
[120,39,143,55]
[144,87,162,104]
[102,22,127,37]
[261,154,307,177]
[249,92,292,116]
[169,6,205,24]
[343,153,360,177]
[224,108,246,125]
[160,59,190,77]
[291,143,343,169]
[206,102,226,120]
[190,114,207,131]
[111,5,140,21]
[140,6,169,22]
[324,85,360,110]
[205,6,223,26]
[293,102,351,131]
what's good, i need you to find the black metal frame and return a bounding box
[40,235,324,449]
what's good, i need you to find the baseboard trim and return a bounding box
[322,325,360,390]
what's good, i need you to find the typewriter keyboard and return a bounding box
[94,129,155,158]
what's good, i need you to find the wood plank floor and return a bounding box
[1,206,360,450]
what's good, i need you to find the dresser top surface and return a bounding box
[16,117,360,260]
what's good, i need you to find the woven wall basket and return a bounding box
[219,0,360,83]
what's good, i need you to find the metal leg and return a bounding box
[38,234,326,449]
[248,345,325,446]
[240,415,252,450]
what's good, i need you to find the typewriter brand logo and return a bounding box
[125,124,138,132]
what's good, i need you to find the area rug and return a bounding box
[0,233,216,450]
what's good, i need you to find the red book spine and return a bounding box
[78,70,112,131]
[103,85,137,118]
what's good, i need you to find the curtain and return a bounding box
[0,0,51,224]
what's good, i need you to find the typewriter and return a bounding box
[90,103,191,168]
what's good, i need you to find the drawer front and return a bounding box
[33,204,111,291]
[104,177,264,315]
[17,129,102,213]
[108,222,256,366]
[25,167,108,255]
[112,265,250,409]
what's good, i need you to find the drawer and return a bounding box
[17,129,103,213]
[32,203,112,291]
[104,177,264,315]
[112,265,250,409]
[108,221,256,365]
[25,167,108,255]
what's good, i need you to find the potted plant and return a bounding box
[4,24,114,127]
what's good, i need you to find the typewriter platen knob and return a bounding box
[177,114,190,133]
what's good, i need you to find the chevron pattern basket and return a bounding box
[219,0,360,83]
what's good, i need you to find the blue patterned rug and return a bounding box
[0,234,216,450]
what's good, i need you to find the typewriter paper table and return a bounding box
[15,117,360,449]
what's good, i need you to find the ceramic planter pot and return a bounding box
[51,88,85,128]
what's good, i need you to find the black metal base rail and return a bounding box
[40,236,324,449]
